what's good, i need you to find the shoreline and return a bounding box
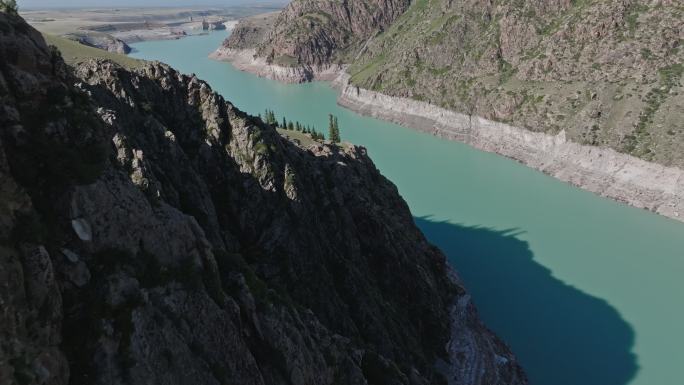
[210,50,684,223]
[210,46,344,83]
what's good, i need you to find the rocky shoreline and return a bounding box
[210,47,344,83]
[335,74,684,222]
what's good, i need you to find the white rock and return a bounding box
[71,218,93,241]
[61,248,80,263]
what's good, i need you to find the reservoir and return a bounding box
[130,30,684,385]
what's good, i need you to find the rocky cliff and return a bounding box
[0,12,525,385]
[212,0,411,82]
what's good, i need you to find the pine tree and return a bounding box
[327,114,341,143]
[328,114,335,143]
[282,116,287,129]
[287,121,294,131]
[336,116,341,143]
[328,114,333,130]
[333,116,339,143]
[0,0,18,15]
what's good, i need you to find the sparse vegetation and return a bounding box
[0,0,18,15]
[343,0,684,165]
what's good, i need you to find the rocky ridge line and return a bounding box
[0,12,525,385]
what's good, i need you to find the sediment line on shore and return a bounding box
[336,73,684,222]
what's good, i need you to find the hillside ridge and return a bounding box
[0,11,525,385]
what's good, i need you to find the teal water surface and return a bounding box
[130,31,684,385]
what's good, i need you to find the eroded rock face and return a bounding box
[214,0,411,82]
[64,32,132,54]
[255,0,410,66]
[0,12,526,385]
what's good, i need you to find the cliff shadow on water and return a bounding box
[414,217,637,385]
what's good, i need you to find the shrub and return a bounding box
[0,0,18,15]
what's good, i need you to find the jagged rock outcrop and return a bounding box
[212,0,411,82]
[0,12,526,385]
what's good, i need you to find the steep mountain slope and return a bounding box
[213,0,411,81]
[348,0,684,167]
[0,12,525,385]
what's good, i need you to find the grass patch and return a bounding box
[277,128,316,147]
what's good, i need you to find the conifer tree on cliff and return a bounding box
[1,0,18,15]
[328,114,341,143]
[333,116,341,143]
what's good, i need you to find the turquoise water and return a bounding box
[131,31,684,385]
